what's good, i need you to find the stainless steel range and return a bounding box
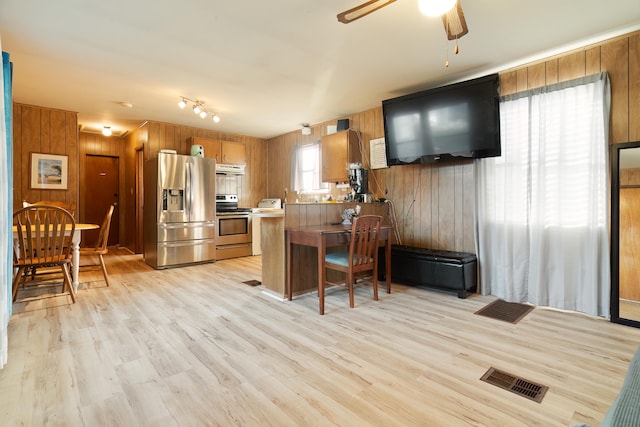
[215,194,252,259]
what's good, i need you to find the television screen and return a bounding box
[382,73,501,165]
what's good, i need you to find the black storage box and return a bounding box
[380,245,477,298]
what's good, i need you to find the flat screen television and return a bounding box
[382,73,501,165]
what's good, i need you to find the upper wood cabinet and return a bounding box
[187,137,246,165]
[220,140,246,165]
[321,130,361,183]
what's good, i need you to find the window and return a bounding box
[291,141,328,194]
[475,72,610,316]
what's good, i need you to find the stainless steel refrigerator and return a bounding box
[143,153,216,269]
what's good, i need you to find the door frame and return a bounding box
[610,140,640,328]
[135,145,145,254]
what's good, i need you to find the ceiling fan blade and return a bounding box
[442,0,468,40]
[337,0,397,24]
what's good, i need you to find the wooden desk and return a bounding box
[286,224,391,314]
[13,223,99,293]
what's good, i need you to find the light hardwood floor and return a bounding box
[2,248,640,426]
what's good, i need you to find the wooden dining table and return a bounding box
[286,223,392,314]
[12,223,99,293]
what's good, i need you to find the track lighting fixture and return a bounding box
[177,97,221,124]
[102,126,112,137]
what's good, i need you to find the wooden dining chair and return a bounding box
[22,201,76,280]
[79,204,114,286]
[323,214,382,312]
[23,200,77,216]
[12,205,76,303]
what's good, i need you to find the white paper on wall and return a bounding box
[369,137,388,169]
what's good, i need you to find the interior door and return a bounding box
[611,142,640,328]
[84,155,119,247]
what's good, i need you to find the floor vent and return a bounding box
[474,299,534,324]
[243,280,262,286]
[480,367,548,403]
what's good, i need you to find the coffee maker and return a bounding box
[348,164,368,202]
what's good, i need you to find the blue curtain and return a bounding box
[1,49,13,368]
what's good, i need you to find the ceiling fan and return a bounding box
[337,0,468,41]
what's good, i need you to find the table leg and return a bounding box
[287,231,293,301]
[385,238,391,293]
[318,236,326,315]
[71,230,81,293]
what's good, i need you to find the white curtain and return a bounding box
[1,40,12,368]
[474,72,611,317]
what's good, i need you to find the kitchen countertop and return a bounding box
[252,209,284,217]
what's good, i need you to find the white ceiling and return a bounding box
[1,0,639,139]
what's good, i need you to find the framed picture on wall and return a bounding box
[30,153,68,190]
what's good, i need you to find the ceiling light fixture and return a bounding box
[439,1,467,67]
[337,0,396,23]
[441,1,468,40]
[418,0,456,16]
[102,126,112,137]
[301,124,311,135]
[178,97,221,124]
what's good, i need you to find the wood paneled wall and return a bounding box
[266,108,476,252]
[122,121,267,253]
[12,104,78,211]
[267,30,640,253]
[125,120,267,205]
[500,31,640,144]
[12,31,640,256]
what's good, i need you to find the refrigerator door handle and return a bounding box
[185,160,192,219]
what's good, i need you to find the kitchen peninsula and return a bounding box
[259,201,391,299]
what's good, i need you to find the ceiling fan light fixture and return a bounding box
[418,0,456,17]
[338,0,396,23]
[442,1,468,40]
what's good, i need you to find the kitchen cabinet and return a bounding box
[187,137,246,165]
[321,129,361,183]
[254,211,285,296]
[220,140,246,164]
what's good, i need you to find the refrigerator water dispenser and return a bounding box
[162,189,184,211]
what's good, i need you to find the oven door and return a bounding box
[216,214,252,245]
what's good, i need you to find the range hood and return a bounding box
[216,164,245,175]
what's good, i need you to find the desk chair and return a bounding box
[324,215,382,312]
[13,205,76,303]
[79,204,114,286]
